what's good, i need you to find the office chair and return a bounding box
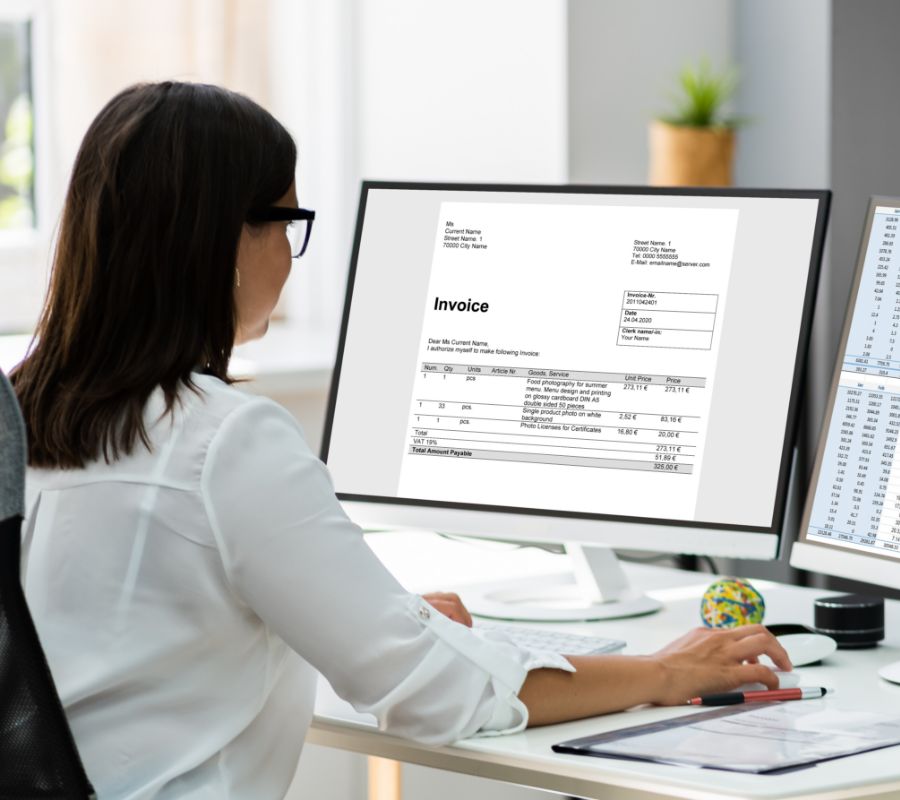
[0,368,95,798]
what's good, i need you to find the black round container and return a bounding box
[813,593,884,648]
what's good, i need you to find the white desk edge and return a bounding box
[309,532,900,800]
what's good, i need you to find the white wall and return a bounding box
[733,0,830,189]
[271,0,570,346]
[268,0,360,330]
[567,0,734,184]
[356,0,568,183]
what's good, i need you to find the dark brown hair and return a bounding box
[11,82,296,468]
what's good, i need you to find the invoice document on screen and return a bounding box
[397,201,739,521]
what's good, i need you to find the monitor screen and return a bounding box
[799,198,900,565]
[323,184,828,544]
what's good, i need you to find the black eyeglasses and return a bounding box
[246,206,316,258]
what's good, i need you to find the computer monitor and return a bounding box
[323,183,830,620]
[791,197,900,683]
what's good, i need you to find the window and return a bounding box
[0,18,34,231]
[0,1,44,333]
[0,2,354,343]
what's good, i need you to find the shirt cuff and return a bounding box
[409,596,576,737]
[471,625,576,735]
[473,626,577,675]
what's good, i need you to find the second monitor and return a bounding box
[323,184,831,620]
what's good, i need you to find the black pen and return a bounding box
[687,686,829,706]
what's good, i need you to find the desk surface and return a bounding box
[310,532,900,800]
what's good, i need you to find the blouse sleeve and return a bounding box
[200,397,573,745]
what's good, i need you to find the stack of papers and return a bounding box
[553,702,900,773]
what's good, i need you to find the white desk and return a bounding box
[309,532,900,800]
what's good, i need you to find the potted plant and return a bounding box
[648,59,742,186]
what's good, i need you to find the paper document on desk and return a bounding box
[553,701,900,773]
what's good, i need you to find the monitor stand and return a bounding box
[463,543,662,622]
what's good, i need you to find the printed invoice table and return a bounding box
[308,532,900,800]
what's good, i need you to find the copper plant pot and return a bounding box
[648,120,735,186]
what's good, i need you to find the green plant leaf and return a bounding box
[658,57,743,129]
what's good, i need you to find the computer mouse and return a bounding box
[775,632,837,667]
[736,670,801,692]
[878,661,900,685]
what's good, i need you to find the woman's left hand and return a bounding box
[422,592,473,627]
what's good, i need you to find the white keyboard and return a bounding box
[475,620,625,656]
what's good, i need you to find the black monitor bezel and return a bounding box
[321,181,831,540]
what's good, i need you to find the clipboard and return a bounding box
[552,702,900,774]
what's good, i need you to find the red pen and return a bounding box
[687,687,828,706]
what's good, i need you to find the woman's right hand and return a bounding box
[650,624,793,706]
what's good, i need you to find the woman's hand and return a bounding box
[650,624,793,705]
[519,623,792,727]
[422,592,473,627]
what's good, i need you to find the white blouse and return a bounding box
[22,374,573,799]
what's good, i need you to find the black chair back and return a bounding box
[0,369,95,798]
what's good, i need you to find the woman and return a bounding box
[12,82,790,799]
